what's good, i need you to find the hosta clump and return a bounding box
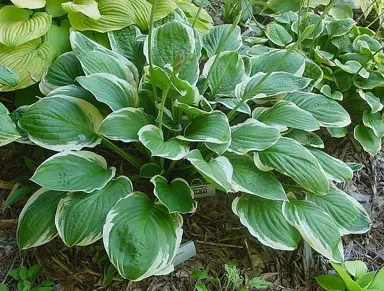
[249,1,384,155]
[0,4,372,282]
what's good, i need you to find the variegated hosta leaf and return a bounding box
[98,108,154,142]
[307,186,371,235]
[139,125,189,160]
[0,39,54,92]
[352,35,382,55]
[0,103,21,146]
[31,151,116,192]
[151,175,197,214]
[354,125,381,155]
[326,18,355,38]
[320,85,343,101]
[145,20,201,84]
[39,52,83,95]
[235,72,311,100]
[265,22,292,47]
[140,163,163,178]
[0,66,19,87]
[285,129,324,148]
[362,111,384,138]
[202,51,245,96]
[284,92,351,127]
[228,119,280,154]
[302,59,323,88]
[202,24,242,58]
[186,149,234,192]
[211,98,251,115]
[233,194,301,250]
[334,60,369,78]
[62,0,101,20]
[308,148,353,183]
[253,101,319,132]
[103,192,183,280]
[354,72,384,90]
[19,96,103,151]
[17,188,66,249]
[55,176,133,247]
[77,73,139,111]
[67,0,135,33]
[178,111,230,145]
[0,6,52,47]
[357,90,383,114]
[283,200,344,263]
[226,153,287,201]
[11,0,46,8]
[258,137,329,195]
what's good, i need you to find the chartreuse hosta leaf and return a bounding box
[202,24,241,58]
[354,125,381,156]
[202,51,245,96]
[228,119,280,154]
[62,0,101,20]
[235,72,311,100]
[226,154,286,201]
[0,103,21,146]
[103,192,183,280]
[265,23,292,47]
[186,149,234,192]
[45,0,67,17]
[67,0,135,32]
[330,262,365,291]
[145,20,201,84]
[55,176,133,247]
[151,175,197,214]
[284,92,351,128]
[0,38,54,91]
[0,66,19,87]
[44,19,72,58]
[283,200,344,263]
[11,0,46,8]
[98,108,154,143]
[315,275,346,291]
[257,137,329,195]
[178,111,230,145]
[285,129,324,148]
[307,186,371,236]
[0,6,52,47]
[363,111,384,138]
[17,188,66,249]
[39,52,83,95]
[31,151,116,192]
[345,260,367,279]
[77,73,139,111]
[19,96,103,151]
[253,101,320,132]
[139,125,189,160]
[308,149,353,183]
[357,90,383,114]
[233,194,300,250]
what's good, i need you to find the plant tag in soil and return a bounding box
[172,241,196,266]
[191,183,216,198]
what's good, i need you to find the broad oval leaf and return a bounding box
[357,90,383,114]
[253,101,319,132]
[0,104,21,146]
[77,73,139,111]
[179,111,230,145]
[362,111,384,138]
[98,108,154,143]
[315,275,346,291]
[308,148,353,183]
[258,137,329,195]
[345,261,368,279]
[285,129,324,148]
[31,151,116,192]
[17,188,66,249]
[326,18,355,38]
[265,23,292,47]
[62,0,101,20]
[233,194,300,250]
[151,175,197,213]
[103,192,183,280]
[226,153,286,201]
[283,200,344,263]
[186,149,234,192]
[354,125,381,155]
[55,176,133,247]
[202,24,241,58]
[307,186,371,235]
[0,6,52,47]
[284,92,351,127]
[19,96,103,151]
[0,65,19,87]
[228,119,280,154]
[11,0,46,8]
[139,125,189,160]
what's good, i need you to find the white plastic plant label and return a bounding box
[172,241,196,266]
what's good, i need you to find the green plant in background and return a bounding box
[316,260,384,291]
[246,0,384,155]
[0,264,55,291]
[0,0,375,283]
[192,261,272,290]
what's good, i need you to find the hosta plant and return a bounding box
[247,1,384,155]
[0,0,372,282]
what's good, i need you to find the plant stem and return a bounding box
[100,136,143,170]
[192,5,203,28]
[158,85,171,130]
[148,0,158,72]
